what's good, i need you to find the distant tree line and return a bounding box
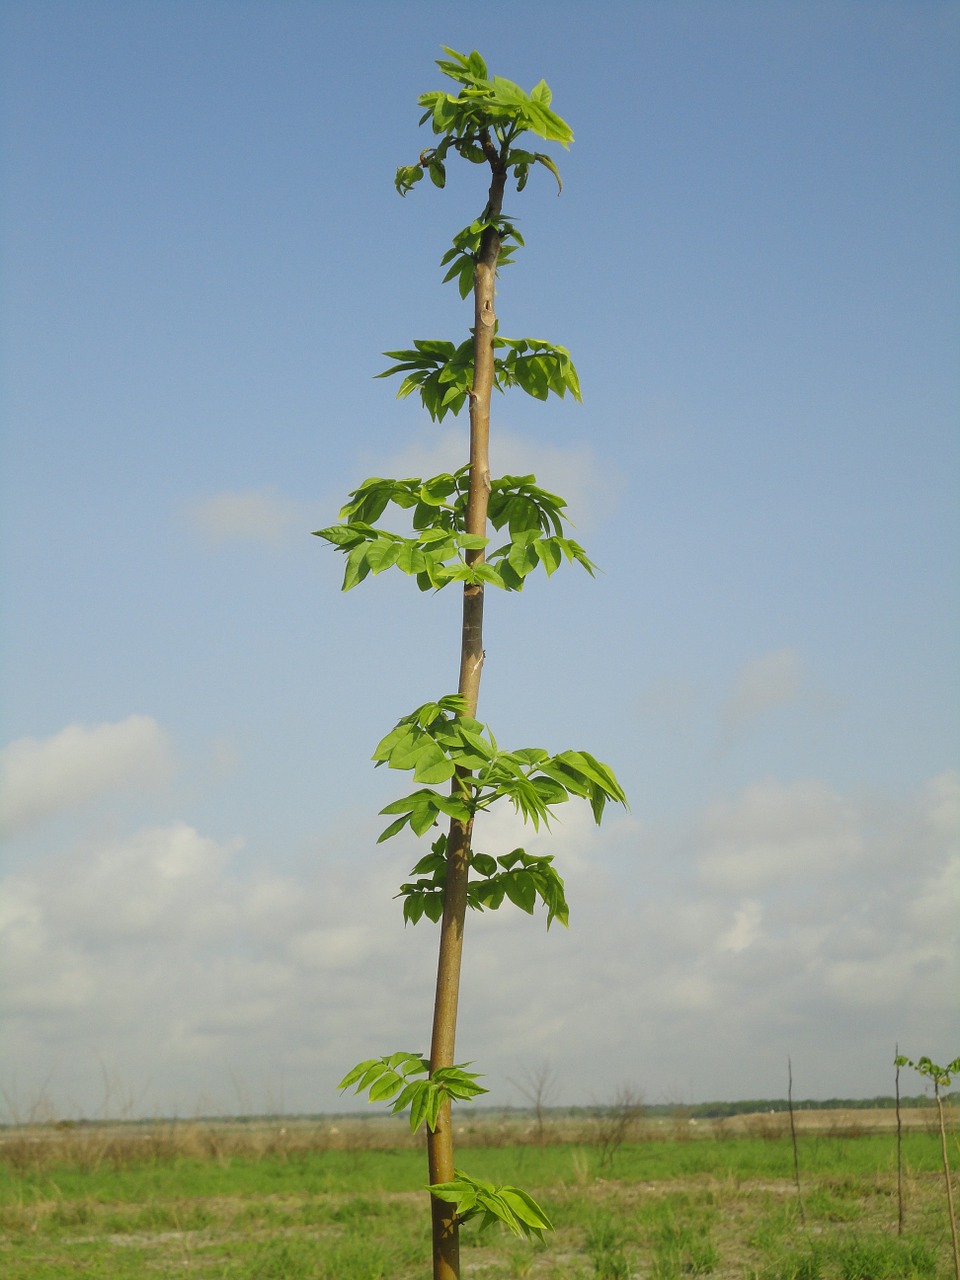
[521,1095,956,1121]
[12,1094,956,1131]
[639,1096,957,1118]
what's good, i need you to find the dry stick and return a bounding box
[787,1057,805,1226]
[895,1045,904,1235]
[425,145,507,1280]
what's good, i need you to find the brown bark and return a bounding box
[426,152,506,1280]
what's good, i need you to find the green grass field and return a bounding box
[0,1113,954,1278]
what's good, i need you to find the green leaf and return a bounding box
[471,878,505,910]
[428,1181,463,1205]
[458,139,487,164]
[396,542,428,575]
[378,814,412,844]
[456,257,475,298]
[372,722,418,767]
[419,474,457,505]
[403,895,425,925]
[369,1070,405,1103]
[456,532,488,550]
[395,164,424,196]
[502,870,537,914]
[365,538,402,574]
[513,355,550,400]
[413,742,457,785]
[342,542,372,591]
[533,151,562,194]
[421,891,444,923]
[533,537,562,576]
[471,562,507,588]
[409,801,441,838]
[498,1185,554,1232]
[523,98,574,146]
[337,1058,380,1091]
[531,774,571,807]
[506,538,539,580]
[408,1082,432,1131]
[313,523,364,548]
[408,851,446,878]
[467,50,488,79]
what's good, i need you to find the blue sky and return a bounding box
[1,0,957,1119]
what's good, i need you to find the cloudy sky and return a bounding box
[1,1,957,1120]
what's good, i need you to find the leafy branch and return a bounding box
[313,471,595,593]
[398,833,569,929]
[376,335,581,422]
[394,47,572,202]
[371,697,628,843]
[338,1052,487,1134]
[894,1054,960,1089]
[427,1168,554,1242]
[440,216,524,298]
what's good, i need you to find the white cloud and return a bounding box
[722,647,807,733]
[180,431,610,562]
[0,716,174,837]
[696,777,862,892]
[184,487,310,547]
[719,899,764,953]
[0,773,956,1118]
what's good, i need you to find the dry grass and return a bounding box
[0,1106,944,1179]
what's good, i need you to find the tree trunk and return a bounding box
[426,156,505,1280]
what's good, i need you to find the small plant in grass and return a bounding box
[316,47,626,1280]
[585,1215,632,1280]
[894,1052,960,1280]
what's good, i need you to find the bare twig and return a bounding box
[787,1057,805,1226]
[594,1085,644,1173]
[509,1063,557,1146]
[895,1044,904,1235]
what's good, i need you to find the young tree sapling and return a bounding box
[315,48,627,1280]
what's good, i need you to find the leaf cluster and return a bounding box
[440,215,523,298]
[398,833,569,929]
[394,47,572,199]
[895,1054,960,1089]
[338,1052,486,1134]
[373,698,628,844]
[377,334,581,422]
[313,471,595,593]
[427,1168,553,1241]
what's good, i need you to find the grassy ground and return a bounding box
[0,1113,954,1278]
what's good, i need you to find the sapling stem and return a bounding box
[425,138,506,1280]
[895,1051,960,1280]
[934,1082,960,1280]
